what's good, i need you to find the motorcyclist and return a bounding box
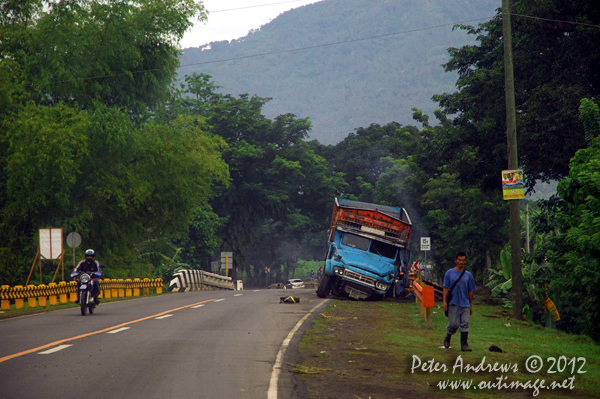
[74,249,103,305]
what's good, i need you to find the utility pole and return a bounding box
[502,0,522,320]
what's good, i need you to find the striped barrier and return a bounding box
[413,280,435,327]
[168,269,235,292]
[0,278,163,310]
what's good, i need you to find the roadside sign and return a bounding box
[66,232,82,248]
[265,267,270,273]
[66,231,82,269]
[220,252,233,271]
[502,169,525,200]
[40,228,63,260]
[420,237,430,251]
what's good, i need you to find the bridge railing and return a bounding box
[0,278,163,310]
[168,269,236,292]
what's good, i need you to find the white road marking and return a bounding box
[107,327,130,334]
[155,314,173,320]
[214,299,225,302]
[234,294,243,297]
[268,299,329,399]
[191,304,205,308]
[38,345,72,355]
[252,290,260,292]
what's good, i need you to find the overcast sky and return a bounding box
[181,0,324,49]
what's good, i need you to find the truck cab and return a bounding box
[317,199,412,300]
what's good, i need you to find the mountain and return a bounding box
[179,0,499,144]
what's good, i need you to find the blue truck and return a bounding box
[316,198,412,300]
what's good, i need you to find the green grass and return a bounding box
[301,297,600,398]
[384,299,600,397]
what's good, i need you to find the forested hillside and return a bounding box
[179,0,499,144]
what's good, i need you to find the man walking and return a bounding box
[442,252,476,351]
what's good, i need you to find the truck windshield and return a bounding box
[369,239,398,259]
[342,233,370,251]
[342,233,398,259]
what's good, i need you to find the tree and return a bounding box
[1,0,206,117]
[543,98,600,340]
[359,109,509,278]
[434,0,600,190]
[171,74,346,284]
[314,122,419,201]
[0,104,229,284]
[421,173,508,281]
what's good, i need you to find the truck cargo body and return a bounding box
[317,198,412,300]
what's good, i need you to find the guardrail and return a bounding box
[0,278,163,311]
[421,279,443,299]
[412,280,435,327]
[168,269,236,292]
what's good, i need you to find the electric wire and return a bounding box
[210,0,317,13]
[34,15,496,86]
[511,13,600,29]
[20,11,600,87]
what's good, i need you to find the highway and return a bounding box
[0,288,327,399]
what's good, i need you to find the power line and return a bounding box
[178,16,494,70]
[31,16,495,87]
[210,0,317,14]
[24,12,600,86]
[511,13,600,29]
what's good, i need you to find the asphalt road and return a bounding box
[0,288,327,399]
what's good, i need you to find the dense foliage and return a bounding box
[1,0,599,343]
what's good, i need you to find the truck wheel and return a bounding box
[316,275,331,298]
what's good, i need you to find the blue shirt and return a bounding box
[443,268,476,308]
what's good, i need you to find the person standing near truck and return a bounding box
[442,252,476,351]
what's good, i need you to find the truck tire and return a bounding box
[316,275,331,298]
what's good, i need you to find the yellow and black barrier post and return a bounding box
[0,278,163,311]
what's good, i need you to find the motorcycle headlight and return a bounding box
[80,274,90,284]
[375,281,388,291]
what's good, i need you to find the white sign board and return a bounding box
[220,252,233,270]
[39,228,63,260]
[420,237,431,251]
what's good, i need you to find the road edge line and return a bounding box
[267,299,329,399]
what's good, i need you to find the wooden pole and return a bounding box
[503,0,522,320]
[25,250,40,286]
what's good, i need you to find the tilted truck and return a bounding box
[316,198,412,300]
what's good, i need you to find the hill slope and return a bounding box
[179,0,499,144]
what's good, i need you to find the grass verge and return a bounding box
[297,296,600,399]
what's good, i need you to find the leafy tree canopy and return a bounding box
[1,0,206,117]
[434,0,600,190]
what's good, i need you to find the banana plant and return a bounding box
[487,245,550,307]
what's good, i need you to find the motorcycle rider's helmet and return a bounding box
[85,249,95,258]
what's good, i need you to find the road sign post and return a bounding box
[420,237,431,264]
[220,252,233,276]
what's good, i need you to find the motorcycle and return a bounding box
[70,269,102,316]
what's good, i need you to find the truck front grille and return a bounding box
[343,269,376,288]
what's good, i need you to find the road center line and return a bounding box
[191,304,205,309]
[38,345,72,355]
[107,327,130,334]
[214,298,225,302]
[0,298,216,364]
[267,299,329,399]
[155,314,173,320]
